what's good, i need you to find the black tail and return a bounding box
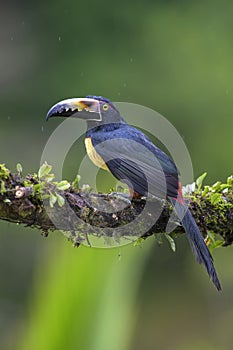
[169,197,221,291]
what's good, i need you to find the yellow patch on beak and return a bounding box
[76,101,89,111]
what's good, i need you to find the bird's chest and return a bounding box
[84,137,109,171]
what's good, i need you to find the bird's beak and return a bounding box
[46,98,101,121]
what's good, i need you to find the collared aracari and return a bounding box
[46,95,221,290]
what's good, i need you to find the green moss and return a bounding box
[0,164,10,180]
[0,180,6,194]
[183,174,233,248]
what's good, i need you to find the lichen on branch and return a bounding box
[0,163,232,248]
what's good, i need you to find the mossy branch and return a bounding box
[0,164,232,248]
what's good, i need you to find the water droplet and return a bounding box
[7,116,11,120]
[41,125,44,132]
[58,36,61,41]
[130,58,133,63]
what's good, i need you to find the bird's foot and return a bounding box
[108,192,132,205]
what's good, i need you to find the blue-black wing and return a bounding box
[91,125,179,198]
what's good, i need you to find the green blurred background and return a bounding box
[0,1,233,349]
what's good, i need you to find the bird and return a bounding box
[46,95,221,290]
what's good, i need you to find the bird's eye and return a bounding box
[103,104,109,111]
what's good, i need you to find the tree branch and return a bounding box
[0,164,232,247]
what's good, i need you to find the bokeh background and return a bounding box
[0,1,233,349]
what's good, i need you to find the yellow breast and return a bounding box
[84,137,109,171]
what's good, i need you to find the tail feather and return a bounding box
[169,197,221,291]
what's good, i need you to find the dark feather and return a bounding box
[169,197,221,290]
[89,124,179,198]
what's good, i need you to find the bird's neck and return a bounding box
[86,120,126,137]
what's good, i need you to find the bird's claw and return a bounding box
[108,192,132,205]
